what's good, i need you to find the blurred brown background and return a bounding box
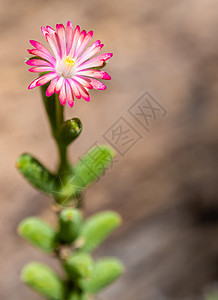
[1,0,218,299]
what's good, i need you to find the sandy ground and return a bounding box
[1,0,218,299]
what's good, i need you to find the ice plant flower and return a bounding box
[27,22,113,107]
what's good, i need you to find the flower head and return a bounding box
[27,22,113,107]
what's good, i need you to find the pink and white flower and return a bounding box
[27,22,113,107]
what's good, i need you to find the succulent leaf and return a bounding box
[80,258,124,294]
[64,252,93,280]
[78,211,121,252]
[58,208,83,243]
[22,262,65,300]
[71,145,115,192]
[16,153,55,194]
[18,217,56,253]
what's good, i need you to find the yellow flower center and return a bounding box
[64,56,75,67]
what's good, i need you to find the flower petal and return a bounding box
[74,30,86,58]
[87,78,107,90]
[36,72,57,87]
[68,78,81,99]
[79,76,107,90]
[29,40,55,62]
[28,77,41,89]
[46,77,59,97]
[55,76,64,93]
[29,66,55,73]
[66,80,74,107]
[66,21,74,55]
[76,58,104,71]
[75,40,103,66]
[73,75,93,89]
[76,52,113,71]
[44,33,60,60]
[44,26,62,56]
[74,30,93,59]
[73,79,90,101]
[26,59,54,67]
[77,69,111,80]
[28,49,56,64]
[69,25,80,58]
[41,26,55,38]
[56,24,66,58]
[59,82,67,105]
[93,52,113,62]
[46,26,56,34]
[41,26,48,37]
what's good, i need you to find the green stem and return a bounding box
[41,85,71,175]
[55,93,64,131]
[40,83,57,137]
[54,94,71,175]
[57,143,71,175]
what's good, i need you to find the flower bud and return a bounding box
[58,118,82,146]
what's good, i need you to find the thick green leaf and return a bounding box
[22,262,65,300]
[18,217,56,253]
[71,145,115,191]
[58,208,83,243]
[80,258,124,294]
[64,252,93,280]
[78,211,121,252]
[16,153,55,194]
[58,118,82,146]
[51,145,115,201]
